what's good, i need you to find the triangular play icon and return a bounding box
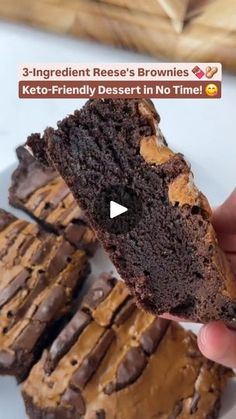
[110,201,128,219]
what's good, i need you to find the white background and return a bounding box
[0,20,236,418]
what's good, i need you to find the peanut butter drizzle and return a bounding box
[92,281,130,327]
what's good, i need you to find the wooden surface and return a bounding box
[0,0,235,71]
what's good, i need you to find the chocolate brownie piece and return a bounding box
[22,275,233,419]
[26,98,236,323]
[0,208,89,381]
[9,145,97,255]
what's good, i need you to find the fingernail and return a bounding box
[199,324,209,348]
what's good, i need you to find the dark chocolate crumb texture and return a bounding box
[9,145,97,255]
[22,275,233,419]
[0,208,89,381]
[26,99,236,323]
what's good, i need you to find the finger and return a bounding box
[216,233,236,253]
[225,253,236,273]
[213,188,236,234]
[198,321,236,368]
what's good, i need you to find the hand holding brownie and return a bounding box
[26,99,236,324]
[163,190,236,367]
[198,189,236,368]
[26,98,236,372]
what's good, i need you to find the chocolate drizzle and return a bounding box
[0,268,30,308]
[9,146,97,255]
[82,274,117,313]
[0,209,16,232]
[139,317,170,355]
[45,311,91,374]
[71,329,115,390]
[0,208,89,381]
[113,298,136,326]
[104,346,147,395]
[61,387,86,415]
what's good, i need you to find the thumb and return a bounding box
[213,188,236,234]
[198,321,236,368]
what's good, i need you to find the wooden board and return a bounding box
[0,0,235,71]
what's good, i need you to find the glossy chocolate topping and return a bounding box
[9,146,97,255]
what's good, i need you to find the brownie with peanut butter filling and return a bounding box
[22,275,233,419]
[26,99,236,323]
[0,208,89,382]
[9,145,97,255]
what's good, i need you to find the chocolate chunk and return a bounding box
[82,274,117,312]
[71,329,115,390]
[18,235,35,257]
[45,311,91,374]
[0,349,16,369]
[9,145,57,203]
[0,268,30,308]
[61,387,86,415]
[169,400,183,418]
[113,298,136,326]
[190,392,200,414]
[104,346,147,395]
[64,223,86,246]
[48,241,75,277]
[93,410,105,419]
[0,220,28,261]
[139,318,170,355]
[0,209,16,232]
[30,237,54,265]
[34,286,67,323]
[13,320,46,352]
[10,271,49,327]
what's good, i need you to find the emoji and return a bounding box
[206,66,218,79]
[192,65,205,79]
[205,83,218,97]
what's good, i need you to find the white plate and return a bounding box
[0,165,236,418]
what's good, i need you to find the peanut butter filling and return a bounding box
[140,135,174,165]
[168,173,201,207]
[138,99,174,166]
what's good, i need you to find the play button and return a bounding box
[93,185,142,235]
[110,201,128,219]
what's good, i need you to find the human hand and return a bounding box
[198,188,236,368]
